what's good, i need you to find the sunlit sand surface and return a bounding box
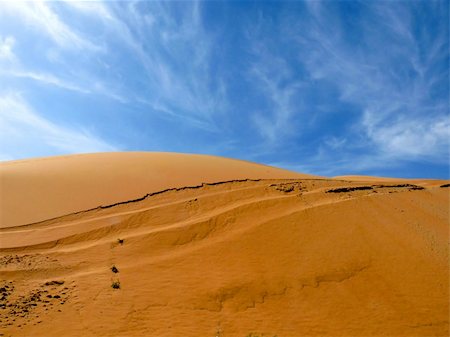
[1,153,448,336]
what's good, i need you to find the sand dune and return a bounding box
[0,153,448,336]
[0,152,316,228]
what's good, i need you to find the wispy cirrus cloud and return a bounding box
[0,1,128,103]
[244,13,305,145]
[248,48,303,143]
[284,1,449,169]
[0,35,15,62]
[0,1,447,178]
[3,69,127,103]
[0,93,118,160]
[0,0,228,160]
[66,0,227,129]
[1,70,91,94]
[236,1,448,176]
[363,113,449,161]
[0,1,101,52]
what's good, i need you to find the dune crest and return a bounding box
[0,153,448,336]
[0,152,317,228]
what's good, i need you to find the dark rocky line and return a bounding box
[373,184,425,190]
[6,178,325,229]
[99,179,263,209]
[4,178,263,228]
[326,186,373,193]
[5,178,428,229]
[326,184,425,194]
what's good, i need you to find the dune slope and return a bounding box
[0,152,316,228]
[0,153,448,337]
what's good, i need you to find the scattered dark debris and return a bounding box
[270,182,302,193]
[0,255,59,270]
[111,281,121,289]
[278,185,294,193]
[111,265,119,273]
[326,186,373,193]
[0,280,74,329]
[44,280,64,286]
[440,183,450,188]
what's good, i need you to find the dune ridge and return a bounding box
[0,152,317,228]
[0,153,448,337]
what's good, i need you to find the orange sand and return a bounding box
[0,152,448,336]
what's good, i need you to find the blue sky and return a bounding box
[0,0,448,178]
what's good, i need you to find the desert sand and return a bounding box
[0,152,448,337]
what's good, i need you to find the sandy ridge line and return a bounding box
[0,192,382,278]
[1,178,429,234]
[0,190,369,271]
[0,182,272,234]
[0,178,355,236]
[0,179,257,230]
[0,189,303,250]
[2,178,330,230]
[0,185,395,252]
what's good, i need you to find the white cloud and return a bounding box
[324,136,347,150]
[365,113,450,160]
[250,61,300,142]
[4,70,90,93]
[1,1,227,129]
[0,1,100,51]
[291,1,449,164]
[63,1,113,19]
[0,67,128,103]
[0,35,15,62]
[65,1,226,127]
[0,68,128,103]
[0,3,128,103]
[0,93,118,160]
[247,22,304,144]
